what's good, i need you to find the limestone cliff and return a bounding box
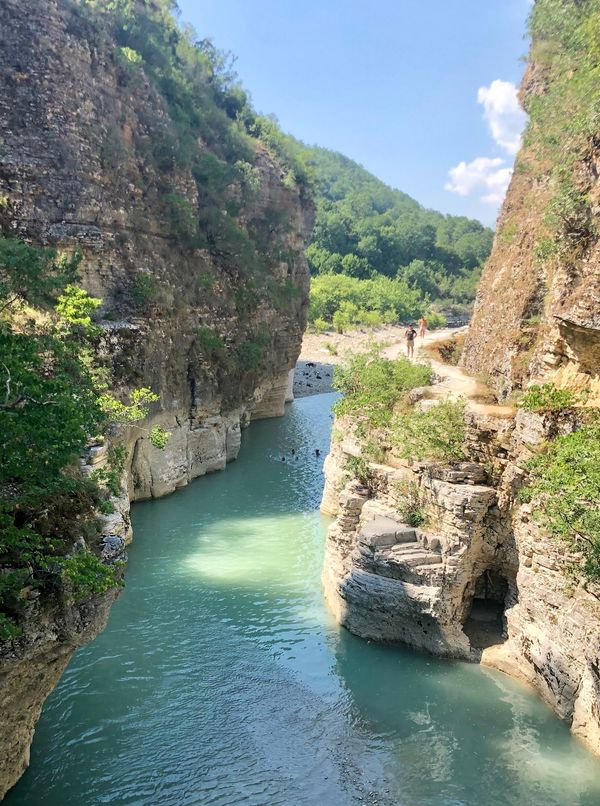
[0,0,312,796]
[462,3,600,402]
[322,400,600,755]
[321,0,600,757]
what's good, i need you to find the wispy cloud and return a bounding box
[445,80,527,208]
[445,157,513,205]
[477,79,527,155]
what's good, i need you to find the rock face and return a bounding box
[462,59,600,401]
[0,0,312,796]
[322,408,600,756]
[322,2,600,757]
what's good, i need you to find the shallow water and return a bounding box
[7,393,600,805]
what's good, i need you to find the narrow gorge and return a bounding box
[1,1,600,804]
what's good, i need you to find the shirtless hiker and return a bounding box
[405,323,417,358]
[418,315,427,339]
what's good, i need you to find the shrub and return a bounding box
[332,307,351,334]
[58,550,123,602]
[334,350,432,429]
[392,399,467,463]
[56,284,101,330]
[91,443,127,498]
[130,274,157,308]
[394,479,427,527]
[426,310,447,330]
[164,193,197,243]
[196,326,225,352]
[345,456,374,487]
[237,340,264,370]
[197,273,214,291]
[523,419,600,583]
[312,317,329,333]
[520,383,581,413]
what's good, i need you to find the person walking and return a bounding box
[405,323,417,358]
[418,315,428,339]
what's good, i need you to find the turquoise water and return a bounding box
[7,393,600,805]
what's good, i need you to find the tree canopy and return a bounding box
[305,147,493,315]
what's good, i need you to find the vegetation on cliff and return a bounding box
[523,416,600,584]
[305,147,493,327]
[506,0,600,586]
[79,0,312,262]
[518,381,600,585]
[523,0,600,265]
[333,347,467,473]
[0,235,168,640]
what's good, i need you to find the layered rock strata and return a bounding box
[321,407,600,755]
[0,0,312,796]
[323,0,600,758]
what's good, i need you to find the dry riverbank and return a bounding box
[293,325,464,398]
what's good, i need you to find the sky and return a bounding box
[177,0,532,227]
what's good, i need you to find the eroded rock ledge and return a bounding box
[321,408,600,756]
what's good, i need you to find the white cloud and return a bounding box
[444,78,527,211]
[477,79,527,155]
[445,157,513,205]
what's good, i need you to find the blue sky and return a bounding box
[177,0,532,227]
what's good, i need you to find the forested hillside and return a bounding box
[305,147,493,328]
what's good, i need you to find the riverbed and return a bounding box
[6,393,600,805]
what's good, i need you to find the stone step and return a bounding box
[387,547,442,567]
[359,517,416,547]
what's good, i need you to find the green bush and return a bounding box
[332,307,351,334]
[344,456,374,488]
[58,550,123,602]
[523,419,600,582]
[164,193,197,243]
[309,274,423,327]
[394,479,427,527]
[130,274,157,308]
[312,317,329,333]
[334,350,432,429]
[520,383,581,413]
[426,310,447,330]
[196,326,225,352]
[56,284,102,330]
[392,398,467,463]
[237,339,264,370]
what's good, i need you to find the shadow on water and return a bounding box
[6,392,600,806]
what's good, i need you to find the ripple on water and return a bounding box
[6,393,600,806]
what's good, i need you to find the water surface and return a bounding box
[7,393,600,805]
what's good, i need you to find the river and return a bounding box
[6,393,600,805]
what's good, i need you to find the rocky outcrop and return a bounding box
[462,32,600,401]
[321,403,600,755]
[322,0,600,758]
[0,586,121,800]
[0,0,312,796]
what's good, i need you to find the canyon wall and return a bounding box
[321,406,600,755]
[0,0,312,796]
[322,1,600,756]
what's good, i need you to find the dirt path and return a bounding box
[386,328,516,419]
[294,325,516,419]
